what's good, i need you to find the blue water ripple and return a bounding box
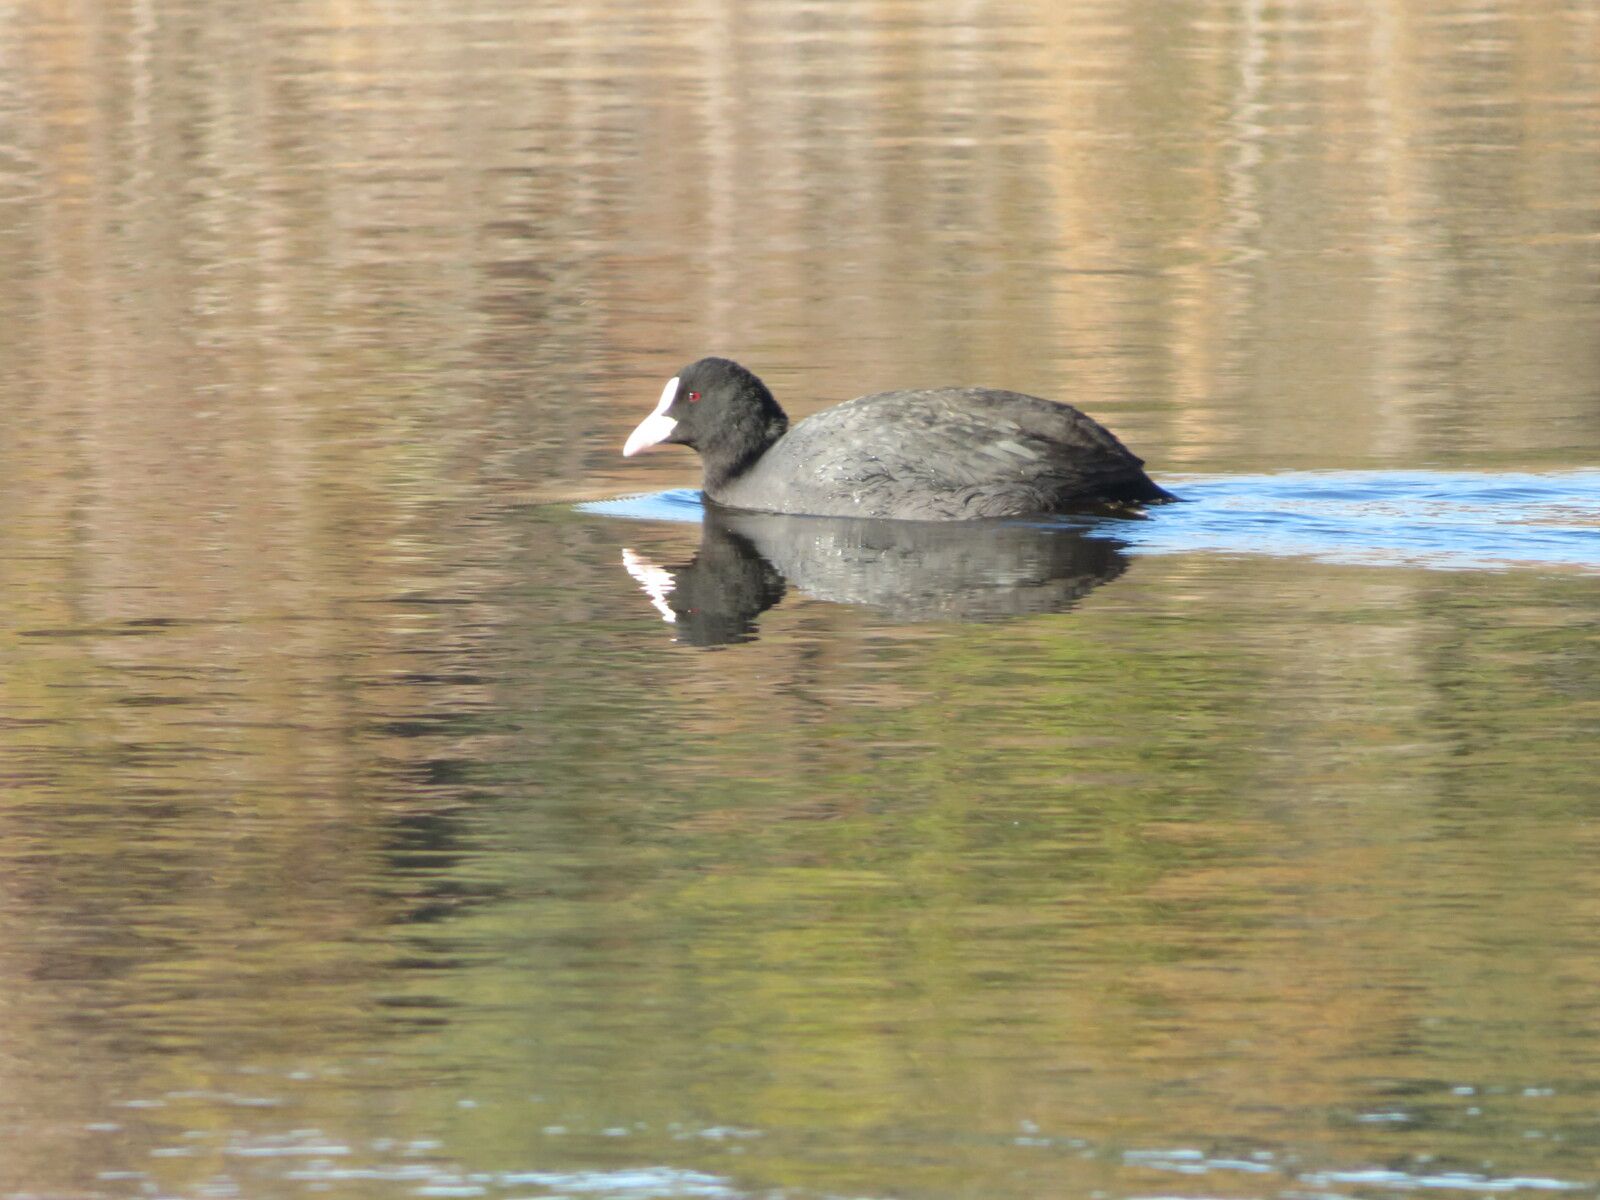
[1098,471,1600,572]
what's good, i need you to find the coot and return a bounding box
[622,357,1173,520]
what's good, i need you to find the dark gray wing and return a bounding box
[747,389,1154,519]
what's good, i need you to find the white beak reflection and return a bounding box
[621,548,677,624]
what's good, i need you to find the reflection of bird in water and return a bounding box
[621,531,785,646]
[622,508,1130,646]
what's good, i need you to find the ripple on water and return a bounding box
[192,1126,1600,1199]
[1122,471,1600,572]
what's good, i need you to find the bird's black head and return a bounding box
[622,357,790,490]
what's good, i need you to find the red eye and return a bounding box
[687,391,702,403]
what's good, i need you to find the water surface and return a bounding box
[0,1,1597,1198]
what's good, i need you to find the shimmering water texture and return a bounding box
[88,1104,1598,1199]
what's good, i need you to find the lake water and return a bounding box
[1,1,1597,1198]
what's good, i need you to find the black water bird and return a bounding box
[623,357,1173,519]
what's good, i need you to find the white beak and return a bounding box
[622,376,681,457]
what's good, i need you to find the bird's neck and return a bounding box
[701,413,788,495]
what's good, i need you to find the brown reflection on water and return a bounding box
[0,0,1598,1197]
